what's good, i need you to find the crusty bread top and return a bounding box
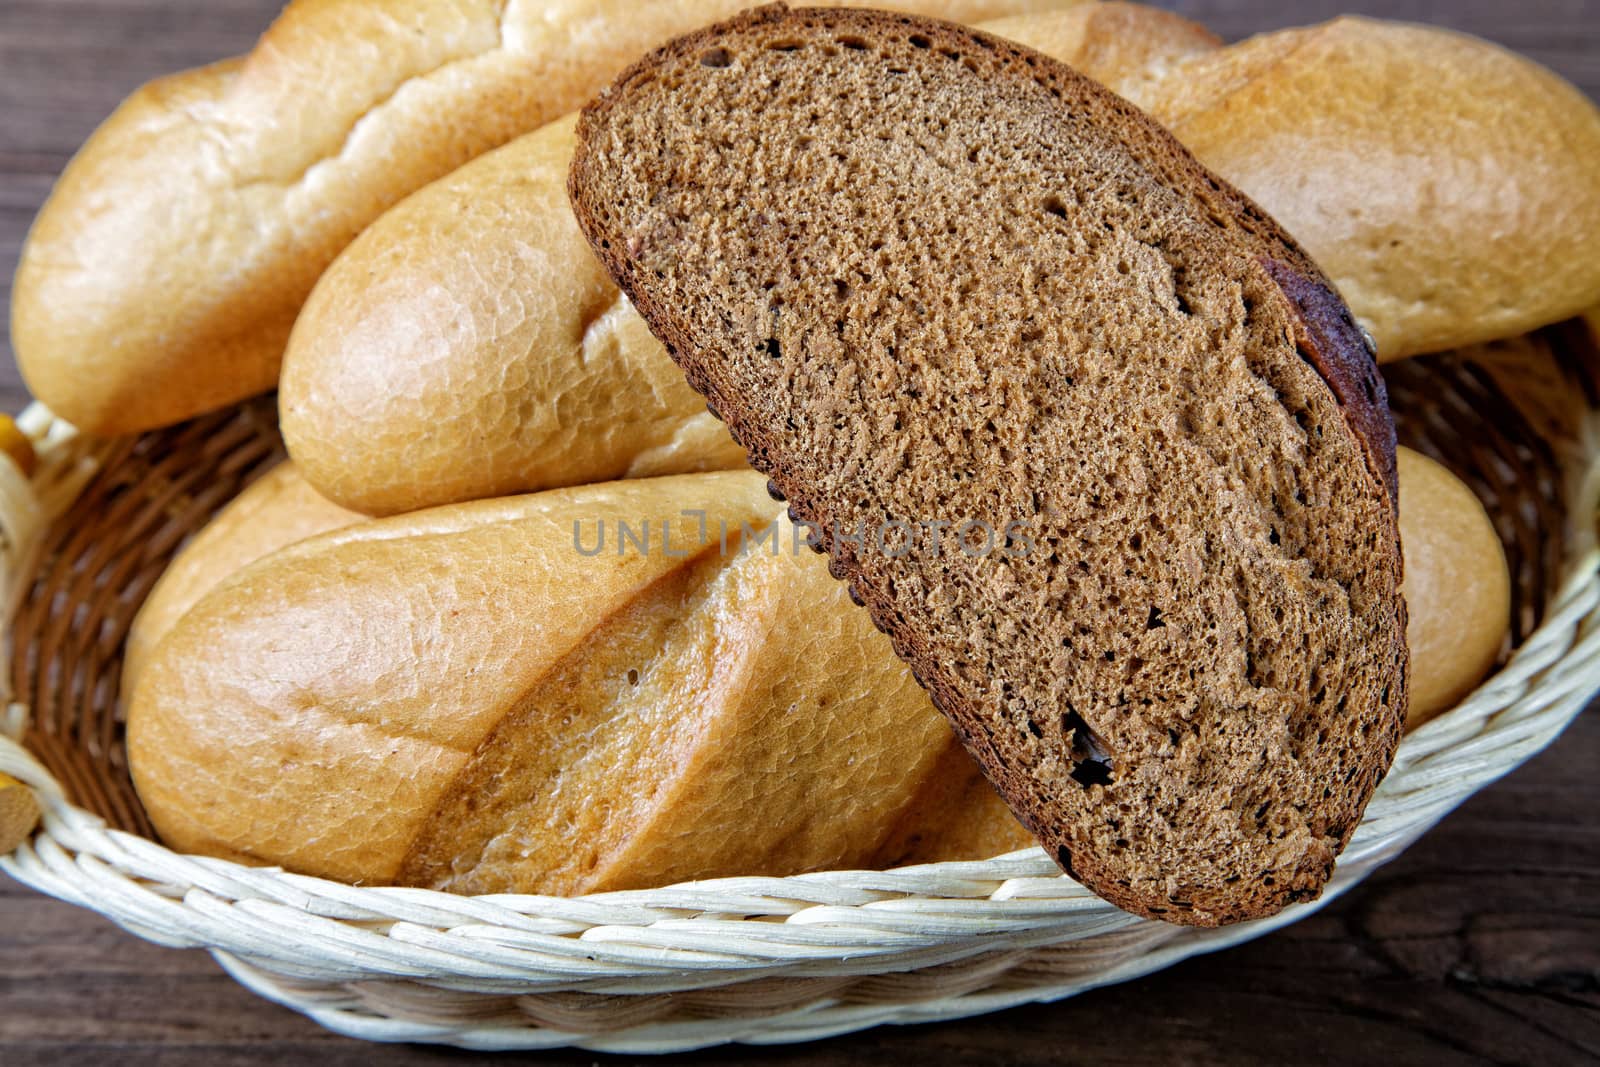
[1396,449,1508,728]
[121,462,363,699]
[571,5,1408,924]
[280,114,750,516]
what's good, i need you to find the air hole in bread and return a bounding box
[1062,708,1115,788]
[1055,845,1077,879]
[700,48,733,68]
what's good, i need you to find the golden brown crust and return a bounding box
[279,115,749,516]
[1397,449,1510,727]
[1139,17,1600,361]
[877,743,1038,865]
[127,471,1033,891]
[121,462,364,698]
[0,415,38,478]
[981,2,1220,93]
[0,773,41,855]
[129,474,777,880]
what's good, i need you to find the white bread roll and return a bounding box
[1133,17,1600,361]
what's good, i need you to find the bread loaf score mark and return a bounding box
[571,5,1408,925]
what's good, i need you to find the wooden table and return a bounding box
[2,2,1596,1063]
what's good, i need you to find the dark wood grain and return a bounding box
[1,2,1596,1064]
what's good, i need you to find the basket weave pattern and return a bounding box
[1,337,1597,1052]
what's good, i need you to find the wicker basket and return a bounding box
[1,328,1597,1053]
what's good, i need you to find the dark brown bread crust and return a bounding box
[571,4,1407,925]
[1260,258,1399,505]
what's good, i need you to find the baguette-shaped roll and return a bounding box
[1133,18,1600,361]
[283,7,1600,514]
[13,0,1086,437]
[121,462,364,698]
[127,471,1029,891]
[281,3,1223,514]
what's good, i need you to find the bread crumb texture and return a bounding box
[572,5,1408,925]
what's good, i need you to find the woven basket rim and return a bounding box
[3,361,1599,1051]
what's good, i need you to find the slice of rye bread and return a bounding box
[569,4,1408,926]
